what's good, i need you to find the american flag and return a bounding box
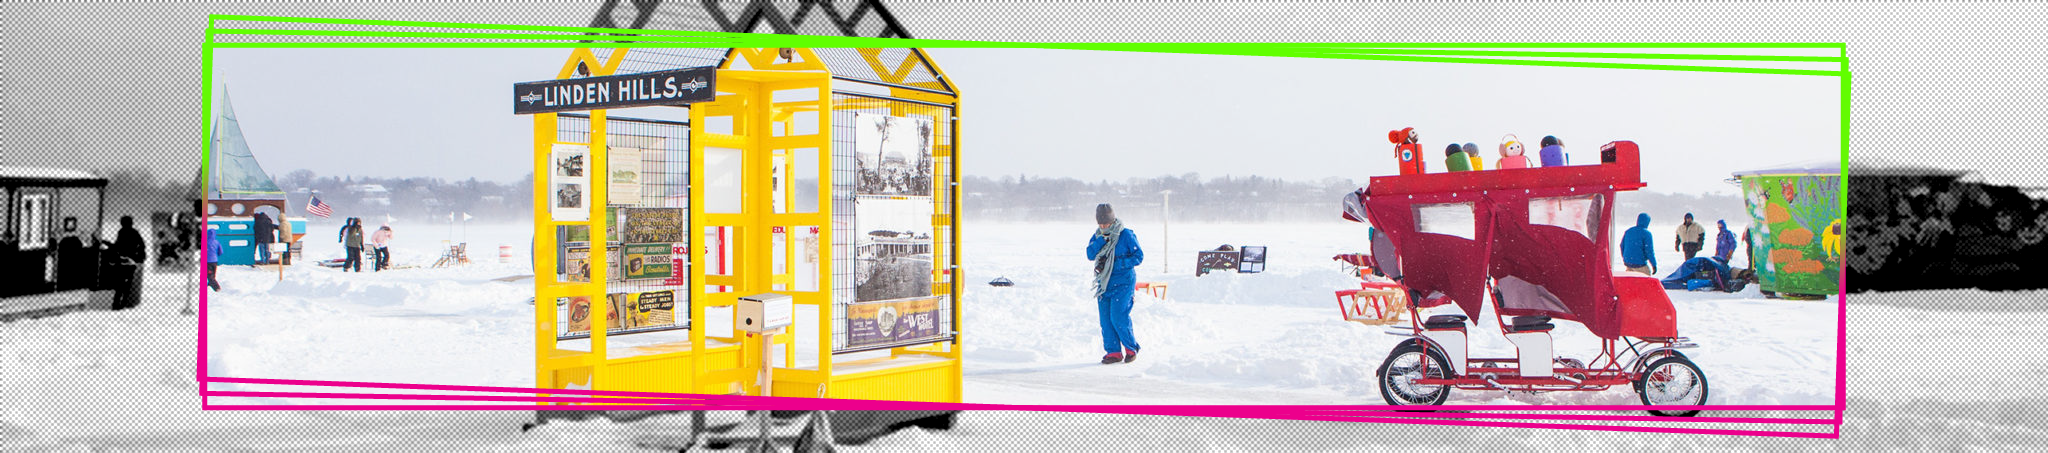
[305,195,333,218]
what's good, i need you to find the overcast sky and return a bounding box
[214,47,1840,195]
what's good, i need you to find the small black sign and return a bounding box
[513,66,716,114]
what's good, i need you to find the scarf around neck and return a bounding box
[1092,219,1124,299]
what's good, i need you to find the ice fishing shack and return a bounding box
[0,166,116,320]
[1731,161,1843,298]
[204,88,308,266]
[520,48,962,403]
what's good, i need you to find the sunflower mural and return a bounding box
[1736,164,1843,298]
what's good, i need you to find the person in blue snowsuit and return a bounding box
[1713,220,1738,263]
[1620,213,1658,275]
[1086,203,1145,364]
[206,229,224,291]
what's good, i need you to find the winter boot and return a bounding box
[1101,352,1125,364]
[1123,348,1139,363]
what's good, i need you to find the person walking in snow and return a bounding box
[370,225,393,271]
[205,229,223,291]
[1086,204,1144,364]
[338,218,365,273]
[1714,220,1738,263]
[1674,213,1706,260]
[1621,213,1658,275]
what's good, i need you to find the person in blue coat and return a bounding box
[1086,203,1145,364]
[1620,213,1658,275]
[1714,220,1738,262]
[205,229,224,291]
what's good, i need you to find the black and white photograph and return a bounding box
[854,112,935,197]
[550,143,590,221]
[854,197,935,302]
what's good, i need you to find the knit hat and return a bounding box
[1096,204,1116,224]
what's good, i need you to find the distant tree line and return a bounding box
[272,170,532,224]
[961,173,1748,227]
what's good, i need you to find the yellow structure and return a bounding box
[531,48,962,402]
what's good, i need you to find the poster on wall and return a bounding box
[561,244,620,283]
[621,243,675,281]
[854,198,933,302]
[550,143,591,222]
[844,296,943,349]
[563,296,594,335]
[559,290,680,338]
[619,208,686,243]
[853,113,934,196]
[621,290,678,329]
[609,147,643,204]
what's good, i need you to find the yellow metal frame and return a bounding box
[535,47,962,404]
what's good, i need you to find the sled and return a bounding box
[431,243,470,268]
[1332,253,1380,279]
[1335,283,1406,325]
[1134,281,1169,299]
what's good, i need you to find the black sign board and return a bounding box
[1237,246,1267,274]
[513,66,717,114]
[1196,251,1239,277]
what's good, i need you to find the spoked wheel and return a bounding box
[1637,355,1709,416]
[1377,341,1453,407]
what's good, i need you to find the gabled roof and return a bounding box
[588,0,913,38]
[579,1,950,94]
[0,166,106,187]
[724,47,954,94]
[575,47,956,97]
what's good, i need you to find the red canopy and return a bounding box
[1360,141,1645,339]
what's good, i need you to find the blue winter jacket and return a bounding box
[1714,221,1737,262]
[1620,213,1657,269]
[1086,228,1145,289]
[205,231,224,264]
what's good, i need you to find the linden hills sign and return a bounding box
[513,66,717,114]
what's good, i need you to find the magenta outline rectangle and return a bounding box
[194,22,1852,440]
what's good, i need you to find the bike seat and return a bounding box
[1508,315,1554,333]
[1423,314,1468,330]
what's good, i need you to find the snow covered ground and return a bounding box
[960,222,1832,406]
[190,220,1828,407]
[13,221,2017,451]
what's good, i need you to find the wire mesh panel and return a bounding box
[829,91,955,352]
[554,113,692,340]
